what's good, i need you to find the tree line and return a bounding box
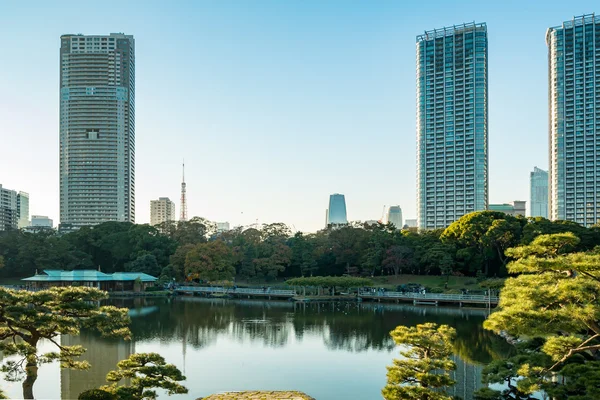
[1,212,600,283]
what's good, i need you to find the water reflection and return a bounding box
[55,297,512,399]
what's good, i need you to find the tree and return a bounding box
[101,353,188,400]
[185,240,235,282]
[78,389,118,400]
[382,323,456,400]
[441,211,523,276]
[484,232,600,396]
[383,245,413,276]
[0,287,130,399]
[125,254,161,277]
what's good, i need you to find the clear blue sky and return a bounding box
[0,1,596,232]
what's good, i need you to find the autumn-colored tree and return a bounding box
[185,240,235,282]
[382,323,456,400]
[0,287,130,399]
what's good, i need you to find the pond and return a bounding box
[1,297,513,400]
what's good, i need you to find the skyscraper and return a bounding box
[17,191,29,228]
[530,167,548,218]
[0,184,17,231]
[387,206,403,229]
[547,14,600,226]
[150,197,176,226]
[327,194,347,226]
[416,22,489,229]
[59,33,135,228]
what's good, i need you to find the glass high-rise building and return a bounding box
[326,193,348,226]
[387,206,403,229]
[547,14,600,226]
[530,167,549,218]
[416,23,488,229]
[59,33,135,228]
[17,191,29,228]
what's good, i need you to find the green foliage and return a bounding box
[78,388,118,400]
[101,353,188,400]
[125,254,161,277]
[484,233,600,397]
[382,323,456,400]
[0,287,130,399]
[286,276,372,289]
[185,240,235,281]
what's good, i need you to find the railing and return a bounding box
[176,286,296,296]
[359,290,498,303]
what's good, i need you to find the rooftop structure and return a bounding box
[23,270,157,292]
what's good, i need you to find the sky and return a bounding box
[0,0,597,232]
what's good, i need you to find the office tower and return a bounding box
[416,22,489,229]
[547,14,600,226]
[31,215,54,228]
[405,219,418,228]
[327,193,348,226]
[530,167,549,218]
[489,201,526,217]
[0,184,17,231]
[150,197,176,226]
[216,222,230,233]
[387,206,403,229]
[59,33,135,228]
[16,191,29,228]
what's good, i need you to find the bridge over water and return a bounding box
[174,286,498,307]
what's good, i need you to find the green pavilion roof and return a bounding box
[22,270,158,282]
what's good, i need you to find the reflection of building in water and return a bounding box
[447,355,484,400]
[61,332,134,399]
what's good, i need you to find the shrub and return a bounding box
[145,286,162,292]
[428,287,444,293]
[78,389,118,400]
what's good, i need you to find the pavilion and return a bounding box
[22,270,158,292]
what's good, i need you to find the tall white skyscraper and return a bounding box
[59,33,135,228]
[416,23,489,229]
[150,198,176,226]
[547,14,600,226]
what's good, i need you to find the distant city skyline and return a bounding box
[1,2,598,232]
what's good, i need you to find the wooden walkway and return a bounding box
[174,286,498,306]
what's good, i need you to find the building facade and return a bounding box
[17,192,29,228]
[59,33,135,228]
[387,206,403,229]
[417,22,489,229]
[150,197,175,226]
[547,14,600,226]
[216,222,230,233]
[530,167,549,218]
[404,218,418,228]
[0,185,17,231]
[327,193,348,226]
[31,215,54,228]
[488,201,527,217]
